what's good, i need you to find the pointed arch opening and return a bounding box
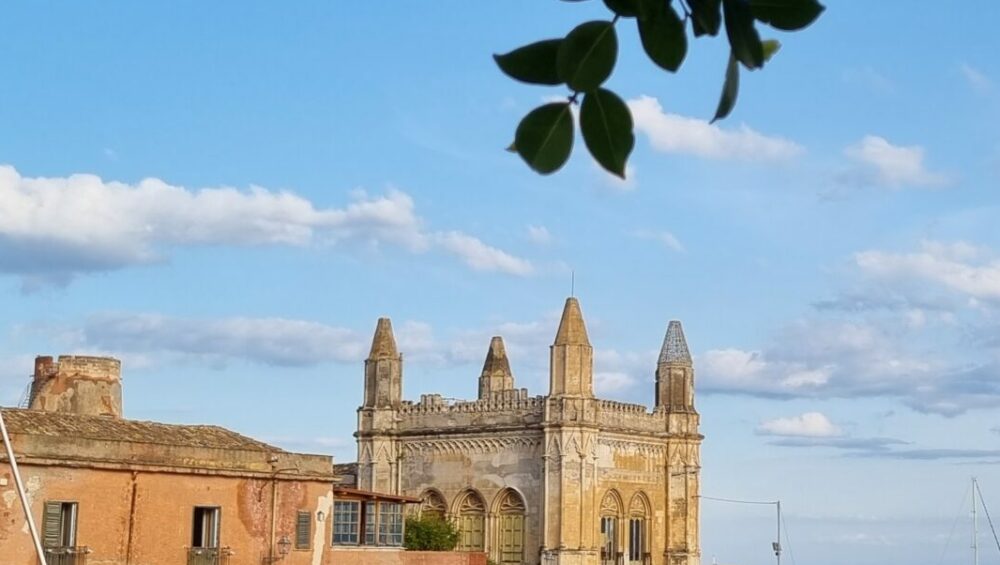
[492,489,526,564]
[419,489,448,520]
[627,492,651,565]
[600,490,624,565]
[454,490,486,552]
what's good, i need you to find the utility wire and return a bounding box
[780,509,797,565]
[975,481,1000,555]
[937,482,972,565]
[700,495,778,506]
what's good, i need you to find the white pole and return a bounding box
[973,477,979,565]
[0,410,48,565]
[0,408,48,565]
[776,500,781,565]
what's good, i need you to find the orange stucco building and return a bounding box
[0,355,485,565]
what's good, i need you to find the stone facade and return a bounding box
[354,299,703,565]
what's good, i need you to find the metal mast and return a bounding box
[973,477,979,565]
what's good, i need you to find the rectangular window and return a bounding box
[332,501,360,545]
[364,502,377,545]
[628,518,644,562]
[499,515,524,563]
[378,502,403,547]
[296,511,312,550]
[42,501,77,549]
[191,507,221,548]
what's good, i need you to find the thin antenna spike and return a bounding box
[571,270,575,297]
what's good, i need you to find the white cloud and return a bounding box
[855,241,1000,302]
[843,136,951,188]
[82,313,368,366]
[960,63,992,93]
[631,229,685,253]
[434,231,534,276]
[595,371,636,395]
[0,165,533,285]
[758,412,842,437]
[594,162,637,192]
[526,225,553,246]
[841,66,894,94]
[628,96,803,161]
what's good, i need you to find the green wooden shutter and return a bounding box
[42,501,62,548]
[295,511,311,549]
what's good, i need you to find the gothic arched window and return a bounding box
[494,489,526,564]
[419,489,448,520]
[600,490,623,565]
[455,490,486,551]
[628,492,651,565]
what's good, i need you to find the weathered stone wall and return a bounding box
[397,395,545,432]
[398,432,544,565]
[28,355,123,418]
[330,549,488,565]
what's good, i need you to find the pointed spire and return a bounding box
[659,320,691,364]
[368,317,398,359]
[481,336,513,377]
[554,297,591,346]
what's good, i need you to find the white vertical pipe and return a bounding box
[0,409,48,565]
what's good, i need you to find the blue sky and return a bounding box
[2,2,999,564]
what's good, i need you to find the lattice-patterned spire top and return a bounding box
[658,320,691,364]
[368,317,398,359]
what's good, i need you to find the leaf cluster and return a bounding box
[403,515,461,551]
[495,0,824,178]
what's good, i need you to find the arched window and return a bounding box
[600,491,623,565]
[494,489,526,564]
[455,490,486,551]
[419,490,447,520]
[628,493,651,565]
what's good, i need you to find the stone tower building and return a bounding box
[28,355,123,418]
[355,298,702,565]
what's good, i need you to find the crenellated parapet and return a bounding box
[597,400,667,434]
[396,392,546,432]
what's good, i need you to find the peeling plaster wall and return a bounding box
[0,462,338,565]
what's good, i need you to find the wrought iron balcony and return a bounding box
[187,546,233,565]
[43,546,90,565]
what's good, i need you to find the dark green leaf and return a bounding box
[557,21,618,92]
[711,52,739,123]
[604,0,640,17]
[637,0,687,72]
[688,0,722,36]
[723,0,764,70]
[493,39,563,85]
[580,88,635,178]
[750,0,825,31]
[514,103,574,175]
[762,38,781,62]
[505,141,517,153]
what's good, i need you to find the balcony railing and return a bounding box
[187,547,232,565]
[43,546,90,565]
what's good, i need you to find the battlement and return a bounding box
[597,399,667,434]
[396,392,546,432]
[35,355,122,382]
